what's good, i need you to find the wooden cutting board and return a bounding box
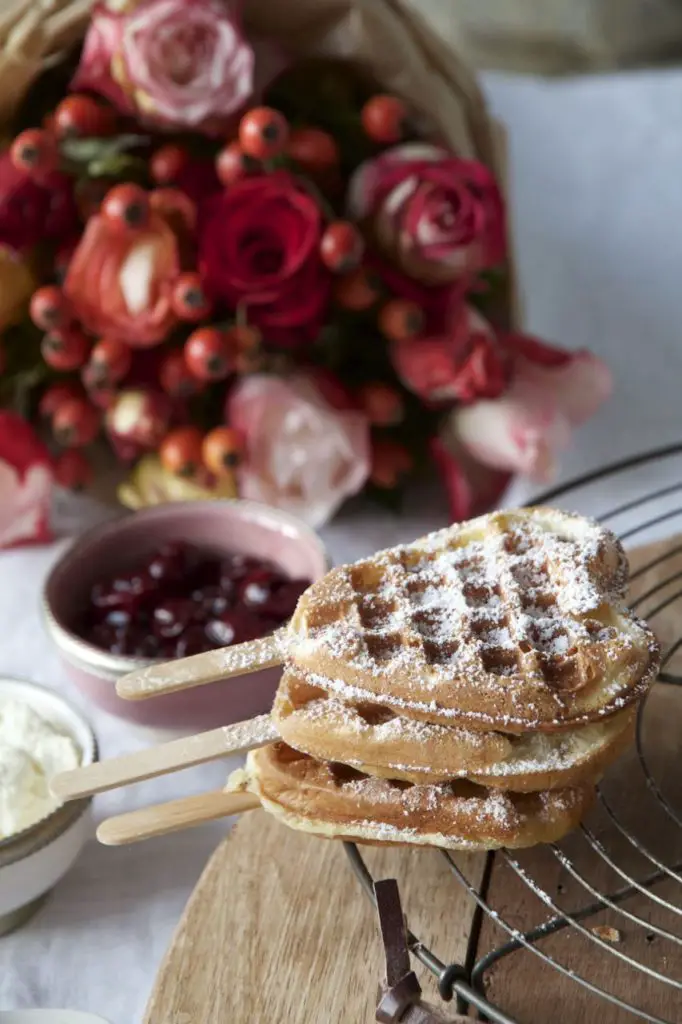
[144,537,682,1024]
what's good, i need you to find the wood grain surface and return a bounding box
[144,536,682,1024]
[144,817,486,1024]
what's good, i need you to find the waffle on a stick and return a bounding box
[287,509,658,733]
[227,742,596,851]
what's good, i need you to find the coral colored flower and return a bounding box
[199,172,331,348]
[446,336,612,482]
[391,305,507,404]
[228,374,370,527]
[64,211,180,347]
[348,143,506,285]
[0,412,53,549]
[72,0,254,133]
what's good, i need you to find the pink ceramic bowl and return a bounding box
[42,500,328,733]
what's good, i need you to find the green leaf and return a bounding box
[88,154,148,180]
[61,134,149,164]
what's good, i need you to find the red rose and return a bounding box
[199,172,331,348]
[0,153,78,254]
[391,305,507,404]
[348,144,506,285]
[430,435,510,524]
[64,210,180,347]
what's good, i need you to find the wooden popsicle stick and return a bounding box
[52,714,278,801]
[116,629,286,701]
[97,789,261,846]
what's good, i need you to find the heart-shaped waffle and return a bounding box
[287,508,659,733]
[272,666,636,791]
[227,742,596,851]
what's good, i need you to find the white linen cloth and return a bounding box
[2,69,682,1021]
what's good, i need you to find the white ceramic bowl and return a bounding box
[0,1014,111,1024]
[0,678,97,935]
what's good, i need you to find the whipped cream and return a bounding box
[0,697,81,839]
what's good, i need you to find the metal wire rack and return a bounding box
[344,443,682,1024]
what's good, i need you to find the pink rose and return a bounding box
[347,144,506,285]
[391,304,507,404]
[73,0,254,133]
[228,374,370,527]
[446,335,612,482]
[0,412,53,549]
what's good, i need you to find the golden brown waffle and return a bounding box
[228,742,595,851]
[273,667,636,792]
[288,508,659,733]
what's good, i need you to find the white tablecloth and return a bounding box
[3,69,682,1022]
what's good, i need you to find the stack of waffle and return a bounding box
[229,509,660,850]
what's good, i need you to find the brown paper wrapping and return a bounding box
[0,0,516,324]
[433,0,682,74]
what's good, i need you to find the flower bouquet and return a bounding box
[0,0,611,540]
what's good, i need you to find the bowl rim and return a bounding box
[0,677,98,862]
[42,498,330,682]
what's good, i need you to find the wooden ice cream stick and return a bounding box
[97,789,261,846]
[52,715,278,801]
[116,629,286,701]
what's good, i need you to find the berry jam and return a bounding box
[74,541,310,659]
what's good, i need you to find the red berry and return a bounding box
[101,183,150,230]
[10,129,58,177]
[81,366,118,410]
[215,142,260,186]
[88,338,132,385]
[320,221,364,273]
[29,286,70,331]
[202,427,244,477]
[52,397,100,448]
[150,188,196,234]
[160,426,205,477]
[239,107,289,159]
[39,381,82,419]
[53,449,93,491]
[225,324,261,354]
[334,267,382,311]
[159,351,203,398]
[359,383,404,426]
[171,273,212,321]
[54,95,117,138]
[370,439,413,488]
[286,127,339,172]
[378,299,424,342]
[150,145,189,185]
[361,95,408,144]
[41,327,90,371]
[184,328,232,381]
[233,349,263,374]
[106,389,170,450]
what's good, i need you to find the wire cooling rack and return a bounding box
[345,443,682,1024]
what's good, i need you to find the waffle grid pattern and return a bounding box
[304,519,616,693]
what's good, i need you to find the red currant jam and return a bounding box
[74,541,310,659]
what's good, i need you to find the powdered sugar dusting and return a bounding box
[294,509,633,696]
